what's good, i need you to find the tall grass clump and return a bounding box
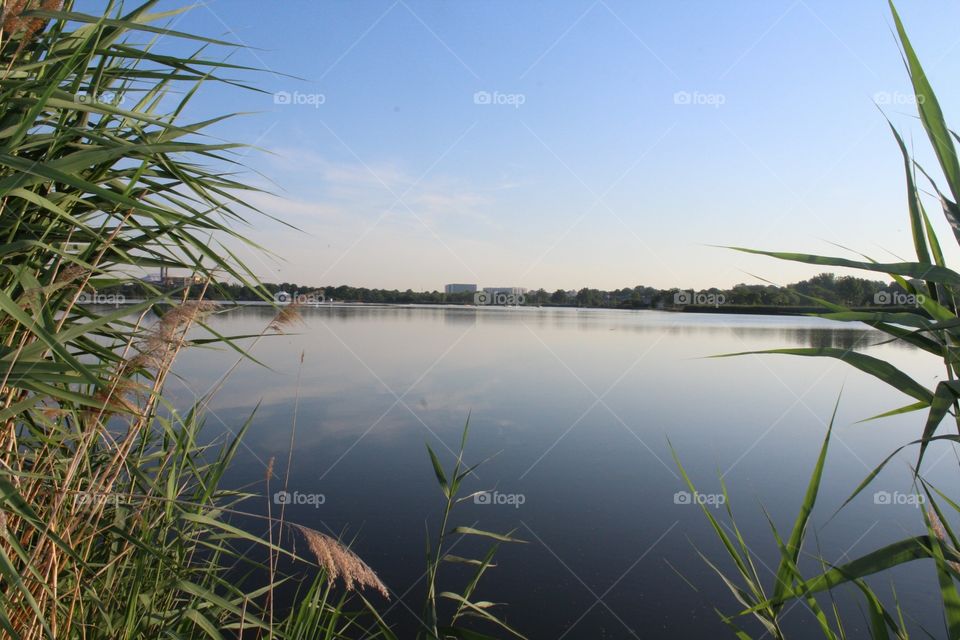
[0,2,530,638]
[420,420,528,640]
[0,2,399,637]
[682,2,960,637]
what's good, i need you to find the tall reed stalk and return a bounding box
[683,2,960,637]
[0,2,531,637]
[0,2,393,637]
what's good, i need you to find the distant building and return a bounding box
[142,272,204,287]
[164,275,205,287]
[444,283,477,294]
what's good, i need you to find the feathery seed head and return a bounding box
[2,0,62,41]
[292,524,389,598]
[928,507,960,574]
[270,303,302,332]
[134,301,218,369]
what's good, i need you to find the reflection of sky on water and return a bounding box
[167,306,952,639]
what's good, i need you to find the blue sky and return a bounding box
[115,0,960,290]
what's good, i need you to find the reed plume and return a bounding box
[1,0,62,42]
[292,524,389,598]
[132,301,218,369]
[269,303,302,332]
[928,507,960,573]
[54,264,86,286]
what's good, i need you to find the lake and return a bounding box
[168,305,950,639]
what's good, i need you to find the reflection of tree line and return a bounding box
[739,327,901,350]
[444,312,913,350]
[202,306,913,351]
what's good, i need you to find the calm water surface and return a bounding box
[169,306,952,639]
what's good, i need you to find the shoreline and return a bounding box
[79,299,926,317]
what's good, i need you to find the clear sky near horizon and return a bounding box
[93,1,960,291]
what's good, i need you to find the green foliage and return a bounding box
[685,2,960,637]
[421,419,527,640]
[0,2,390,638]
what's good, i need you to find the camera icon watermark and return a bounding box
[474,291,525,306]
[674,490,725,508]
[274,290,325,305]
[473,90,526,109]
[74,491,125,509]
[274,490,325,508]
[673,91,726,108]
[674,290,725,308]
[273,90,326,108]
[873,291,924,307]
[873,91,924,106]
[74,91,124,107]
[77,291,125,305]
[474,491,526,509]
[873,490,924,507]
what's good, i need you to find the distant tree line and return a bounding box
[102,273,922,310]
[520,273,899,308]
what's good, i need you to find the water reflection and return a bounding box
[169,306,940,639]
[261,304,899,349]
